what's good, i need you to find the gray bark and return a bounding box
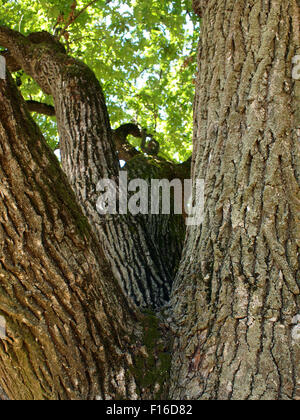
[170,0,300,400]
[0,28,184,309]
[0,73,140,400]
[0,0,299,400]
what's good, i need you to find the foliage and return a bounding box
[0,0,199,161]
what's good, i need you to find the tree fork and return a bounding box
[0,72,142,400]
[0,25,182,308]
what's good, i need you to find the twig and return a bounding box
[58,0,99,39]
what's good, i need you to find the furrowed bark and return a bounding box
[0,73,140,400]
[124,155,188,285]
[0,27,181,308]
[171,0,300,400]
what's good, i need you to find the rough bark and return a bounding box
[170,0,300,400]
[0,28,185,308]
[124,155,188,283]
[0,73,141,400]
[1,0,299,401]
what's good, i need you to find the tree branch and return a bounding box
[0,27,75,96]
[113,124,165,162]
[192,0,204,16]
[1,50,21,72]
[26,100,56,116]
[0,72,139,400]
[0,25,181,308]
[0,26,27,50]
[113,123,141,161]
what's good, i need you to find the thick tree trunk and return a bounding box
[0,0,299,401]
[0,26,184,401]
[0,27,185,309]
[0,73,141,400]
[171,0,300,400]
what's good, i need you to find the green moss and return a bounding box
[130,309,172,399]
[126,155,174,182]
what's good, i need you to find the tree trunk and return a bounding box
[0,0,299,400]
[170,0,300,400]
[0,27,185,309]
[0,73,141,400]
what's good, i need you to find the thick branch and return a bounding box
[113,123,141,161]
[1,50,21,72]
[0,26,27,51]
[0,25,184,308]
[26,100,56,116]
[0,72,139,400]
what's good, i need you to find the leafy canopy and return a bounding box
[0,0,199,161]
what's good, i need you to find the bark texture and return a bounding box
[0,27,186,309]
[0,73,140,400]
[171,0,300,400]
[0,0,299,401]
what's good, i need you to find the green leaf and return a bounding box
[0,0,200,162]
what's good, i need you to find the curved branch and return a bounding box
[0,25,184,308]
[0,72,139,400]
[26,100,56,116]
[140,129,160,156]
[0,25,118,170]
[113,123,141,161]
